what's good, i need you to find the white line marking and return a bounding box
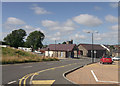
[91,70,99,82]
[91,70,120,84]
[8,81,16,84]
[98,80,120,83]
[23,66,32,68]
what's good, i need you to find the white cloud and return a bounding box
[54,32,61,36]
[110,24,118,30]
[21,25,45,34]
[22,25,33,29]
[73,14,102,27]
[5,17,25,25]
[42,19,75,32]
[95,37,102,41]
[50,37,61,41]
[82,29,93,33]
[46,35,61,41]
[64,19,75,27]
[62,26,75,31]
[110,3,118,8]
[31,5,51,15]
[105,15,118,23]
[75,34,86,39]
[94,31,118,43]
[41,20,58,27]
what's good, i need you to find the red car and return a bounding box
[100,56,113,64]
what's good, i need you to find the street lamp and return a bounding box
[86,31,98,63]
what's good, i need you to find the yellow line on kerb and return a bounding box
[32,80,55,84]
[19,62,79,86]
[19,73,34,86]
[23,74,34,86]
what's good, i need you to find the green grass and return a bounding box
[1,47,59,64]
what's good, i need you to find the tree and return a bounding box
[0,41,8,45]
[25,31,45,50]
[4,29,26,48]
[62,41,66,44]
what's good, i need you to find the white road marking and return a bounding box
[8,81,16,84]
[91,70,99,82]
[98,80,120,83]
[23,66,32,68]
[91,70,120,84]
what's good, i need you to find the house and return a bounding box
[0,45,10,48]
[112,50,120,57]
[18,47,32,52]
[78,44,106,58]
[45,44,78,58]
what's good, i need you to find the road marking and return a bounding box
[23,74,34,86]
[98,80,120,83]
[19,73,34,86]
[8,81,16,84]
[23,66,32,68]
[91,70,99,82]
[20,62,80,86]
[91,70,120,84]
[32,80,55,84]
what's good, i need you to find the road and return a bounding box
[2,57,94,85]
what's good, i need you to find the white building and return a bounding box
[45,51,54,57]
[0,45,10,48]
[18,47,32,52]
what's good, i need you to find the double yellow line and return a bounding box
[19,73,35,86]
[19,62,79,86]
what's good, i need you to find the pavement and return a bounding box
[2,57,94,86]
[66,61,120,86]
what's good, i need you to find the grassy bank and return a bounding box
[1,47,59,64]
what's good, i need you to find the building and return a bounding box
[45,44,78,58]
[66,40,73,44]
[18,47,32,52]
[78,44,106,58]
[0,45,10,48]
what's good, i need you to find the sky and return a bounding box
[2,2,118,45]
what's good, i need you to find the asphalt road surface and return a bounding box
[2,57,95,86]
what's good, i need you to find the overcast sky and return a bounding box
[2,2,118,45]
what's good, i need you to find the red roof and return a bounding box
[46,44,76,51]
[79,44,106,50]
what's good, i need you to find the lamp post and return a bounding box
[86,31,98,63]
[48,47,50,57]
[55,40,56,57]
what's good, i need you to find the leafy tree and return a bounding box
[25,31,45,50]
[4,29,26,48]
[62,41,66,44]
[0,41,8,45]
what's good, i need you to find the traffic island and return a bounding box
[66,61,119,85]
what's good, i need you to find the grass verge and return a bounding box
[1,47,59,64]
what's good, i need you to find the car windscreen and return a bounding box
[104,56,111,58]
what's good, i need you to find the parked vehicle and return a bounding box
[100,56,113,64]
[112,57,120,61]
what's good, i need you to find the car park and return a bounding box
[112,57,120,61]
[100,56,113,64]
